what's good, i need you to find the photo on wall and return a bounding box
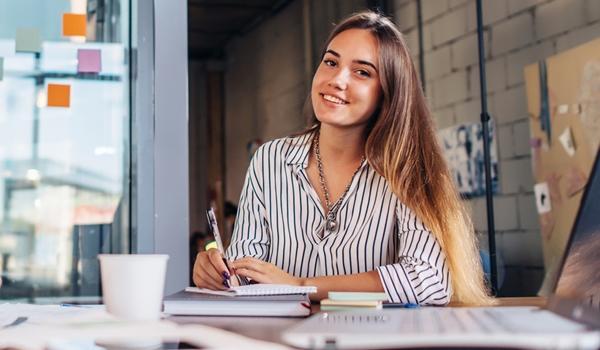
[438,121,498,198]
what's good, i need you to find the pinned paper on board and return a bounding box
[558,127,576,157]
[47,84,71,107]
[0,57,3,81]
[15,28,41,53]
[565,166,588,197]
[77,49,101,73]
[534,182,552,214]
[62,13,87,37]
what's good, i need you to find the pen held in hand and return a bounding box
[206,208,251,286]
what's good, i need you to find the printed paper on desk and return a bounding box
[185,284,317,296]
[534,182,552,214]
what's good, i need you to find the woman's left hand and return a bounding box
[231,257,303,286]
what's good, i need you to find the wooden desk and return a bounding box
[168,298,547,346]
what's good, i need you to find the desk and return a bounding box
[168,297,548,346]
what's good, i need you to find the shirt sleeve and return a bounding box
[375,202,451,306]
[225,146,270,261]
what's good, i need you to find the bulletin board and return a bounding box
[524,38,600,294]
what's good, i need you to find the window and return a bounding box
[0,0,131,301]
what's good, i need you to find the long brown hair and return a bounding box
[303,11,493,305]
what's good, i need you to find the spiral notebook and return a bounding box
[185,284,317,297]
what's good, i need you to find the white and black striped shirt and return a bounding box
[226,131,451,305]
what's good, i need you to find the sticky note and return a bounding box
[534,182,551,214]
[63,13,87,37]
[558,127,576,157]
[77,49,101,73]
[47,84,71,107]
[15,28,41,53]
[0,57,3,81]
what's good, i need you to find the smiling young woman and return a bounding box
[193,11,493,306]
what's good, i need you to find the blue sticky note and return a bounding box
[15,28,41,53]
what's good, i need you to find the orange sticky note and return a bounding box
[62,13,86,37]
[47,84,71,107]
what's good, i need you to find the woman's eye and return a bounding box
[324,59,336,67]
[356,69,370,77]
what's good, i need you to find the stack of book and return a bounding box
[320,292,388,311]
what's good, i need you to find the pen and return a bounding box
[206,208,250,286]
[382,302,420,309]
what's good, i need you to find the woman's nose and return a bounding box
[328,68,350,90]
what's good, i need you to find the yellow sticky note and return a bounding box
[47,84,71,107]
[62,13,87,37]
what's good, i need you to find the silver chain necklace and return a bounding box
[313,131,365,233]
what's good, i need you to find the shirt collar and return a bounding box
[284,130,316,168]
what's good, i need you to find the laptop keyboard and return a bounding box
[305,307,586,334]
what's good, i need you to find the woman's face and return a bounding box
[311,29,382,130]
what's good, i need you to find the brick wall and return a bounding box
[394,0,600,295]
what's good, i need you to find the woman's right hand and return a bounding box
[192,249,233,290]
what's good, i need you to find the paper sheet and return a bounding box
[534,182,552,214]
[0,304,290,350]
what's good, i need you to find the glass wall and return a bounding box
[0,0,131,301]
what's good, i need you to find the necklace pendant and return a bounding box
[326,217,338,232]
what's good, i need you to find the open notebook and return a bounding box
[185,284,317,297]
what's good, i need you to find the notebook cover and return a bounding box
[163,290,311,317]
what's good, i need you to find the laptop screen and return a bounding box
[555,150,600,308]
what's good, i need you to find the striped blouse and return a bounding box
[225,131,451,305]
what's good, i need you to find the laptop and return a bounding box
[282,150,600,350]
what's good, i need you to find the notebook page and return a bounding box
[185,284,317,297]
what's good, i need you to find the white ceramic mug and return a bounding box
[98,254,169,321]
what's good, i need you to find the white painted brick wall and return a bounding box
[431,7,469,46]
[491,13,534,55]
[451,31,489,69]
[395,1,417,32]
[506,41,555,86]
[535,0,586,40]
[454,99,480,124]
[498,230,544,266]
[512,120,532,156]
[585,0,600,23]
[499,158,534,194]
[433,70,469,107]
[493,85,528,124]
[471,196,520,231]
[469,60,507,96]
[518,194,540,230]
[497,124,514,160]
[425,46,452,80]
[422,0,449,22]
[432,106,456,129]
[508,0,546,15]
[556,20,600,52]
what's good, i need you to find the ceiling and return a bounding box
[188,0,293,60]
